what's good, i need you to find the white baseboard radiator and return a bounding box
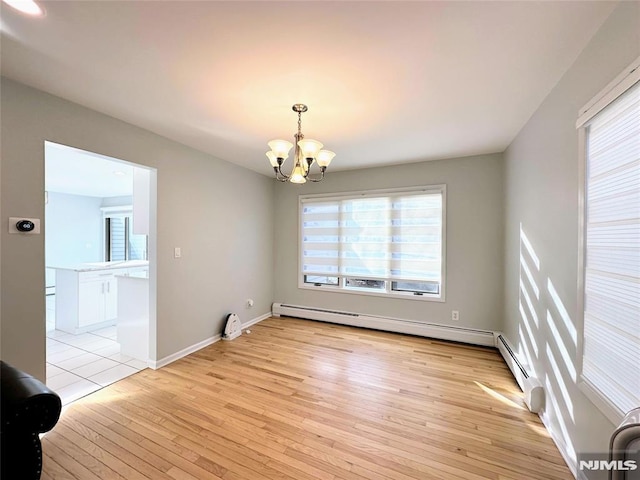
[272,303,495,347]
[495,333,544,413]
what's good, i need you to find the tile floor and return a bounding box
[46,295,147,406]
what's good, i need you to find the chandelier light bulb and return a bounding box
[316,150,335,167]
[290,165,307,184]
[297,139,323,159]
[267,139,293,160]
[266,151,279,167]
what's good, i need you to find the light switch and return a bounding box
[174,247,182,258]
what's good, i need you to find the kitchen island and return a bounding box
[116,271,149,362]
[50,260,148,334]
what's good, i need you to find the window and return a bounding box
[103,208,148,261]
[299,185,445,300]
[578,60,640,421]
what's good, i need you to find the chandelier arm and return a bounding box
[306,167,326,183]
[276,164,290,181]
[302,157,314,178]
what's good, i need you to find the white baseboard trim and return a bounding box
[149,311,271,370]
[539,411,579,479]
[149,334,221,370]
[272,302,495,347]
[243,312,271,329]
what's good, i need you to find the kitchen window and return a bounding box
[103,207,148,261]
[299,185,446,301]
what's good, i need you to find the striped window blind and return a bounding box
[300,187,444,293]
[103,209,148,262]
[108,216,127,261]
[582,80,640,416]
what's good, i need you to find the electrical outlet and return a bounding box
[247,299,254,308]
[452,310,460,321]
[174,247,182,258]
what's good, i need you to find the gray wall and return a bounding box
[502,1,640,473]
[1,78,275,380]
[274,154,504,331]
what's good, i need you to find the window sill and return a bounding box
[578,378,624,425]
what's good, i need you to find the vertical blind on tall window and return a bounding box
[300,188,443,284]
[582,80,640,416]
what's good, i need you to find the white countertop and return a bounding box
[48,260,149,272]
[116,271,149,280]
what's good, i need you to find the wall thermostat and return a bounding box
[9,217,40,235]
[16,220,35,232]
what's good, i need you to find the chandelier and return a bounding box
[266,104,335,184]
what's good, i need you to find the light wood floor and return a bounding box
[42,316,572,480]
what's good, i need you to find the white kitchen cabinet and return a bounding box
[77,277,104,328]
[103,275,119,322]
[116,272,149,361]
[77,272,119,328]
[53,263,146,334]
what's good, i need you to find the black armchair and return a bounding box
[1,360,62,480]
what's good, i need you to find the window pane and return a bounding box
[390,194,442,282]
[301,201,341,276]
[129,234,147,260]
[341,197,390,278]
[392,281,439,294]
[304,275,339,286]
[108,217,126,261]
[344,278,385,290]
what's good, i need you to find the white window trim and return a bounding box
[298,184,447,303]
[576,56,640,128]
[101,205,133,215]
[576,56,640,425]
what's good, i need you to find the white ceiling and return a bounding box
[45,141,134,197]
[1,1,616,176]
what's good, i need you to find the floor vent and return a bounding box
[272,303,495,347]
[496,333,544,413]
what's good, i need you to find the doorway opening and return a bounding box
[44,141,157,406]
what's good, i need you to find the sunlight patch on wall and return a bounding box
[544,376,577,465]
[547,278,577,347]
[520,226,541,271]
[518,325,536,374]
[520,256,541,300]
[546,310,577,382]
[520,278,540,327]
[546,344,575,423]
[518,223,542,362]
[519,302,539,358]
